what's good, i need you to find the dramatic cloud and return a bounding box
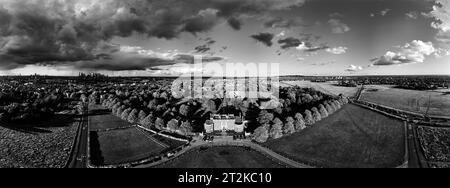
[251,33,275,47]
[278,37,303,49]
[295,42,329,52]
[277,34,320,49]
[194,38,217,54]
[183,8,220,34]
[424,0,450,44]
[262,16,306,29]
[72,45,224,71]
[426,0,450,32]
[371,40,444,66]
[328,19,351,34]
[227,17,242,30]
[326,46,348,55]
[0,0,306,71]
[346,65,363,72]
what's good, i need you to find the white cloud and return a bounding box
[427,0,450,32]
[424,0,450,44]
[296,42,310,51]
[276,31,286,38]
[371,40,448,66]
[326,46,348,55]
[328,19,350,34]
[405,12,419,19]
[346,65,363,72]
[370,9,392,17]
[380,9,391,16]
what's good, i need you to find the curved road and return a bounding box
[136,138,313,168]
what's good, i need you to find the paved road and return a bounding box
[67,106,89,168]
[137,138,312,168]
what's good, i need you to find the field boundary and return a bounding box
[64,115,83,168]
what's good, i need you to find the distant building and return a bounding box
[204,114,246,133]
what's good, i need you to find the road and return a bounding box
[136,137,312,168]
[66,105,89,168]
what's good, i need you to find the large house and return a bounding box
[204,114,246,134]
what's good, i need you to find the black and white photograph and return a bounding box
[0,0,449,173]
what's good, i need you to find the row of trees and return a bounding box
[252,96,349,143]
[101,96,194,136]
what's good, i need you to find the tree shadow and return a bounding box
[88,109,111,116]
[0,114,77,134]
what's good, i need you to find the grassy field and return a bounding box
[0,116,78,168]
[264,104,405,168]
[282,81,359,97]
[92,127,167,165]
[156,146,286,168]
[89,108,133,131]
[361,85,450,117]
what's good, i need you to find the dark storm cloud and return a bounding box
[251,33,275,47]
[227,17,242,30]
[278,37,303,49]
[263,16,307,29]
[277,34,328,51]
[73,52,224,71]
[0,0,306,70]
[194,38,217,54]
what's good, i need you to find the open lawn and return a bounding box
[88,107,133,131]
[282,81,359,97]
[156,146,286,168]
[361,85,450,117]
[264,104,406,168]
[91,127,167,166]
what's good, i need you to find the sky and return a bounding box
[0,0,449,76]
